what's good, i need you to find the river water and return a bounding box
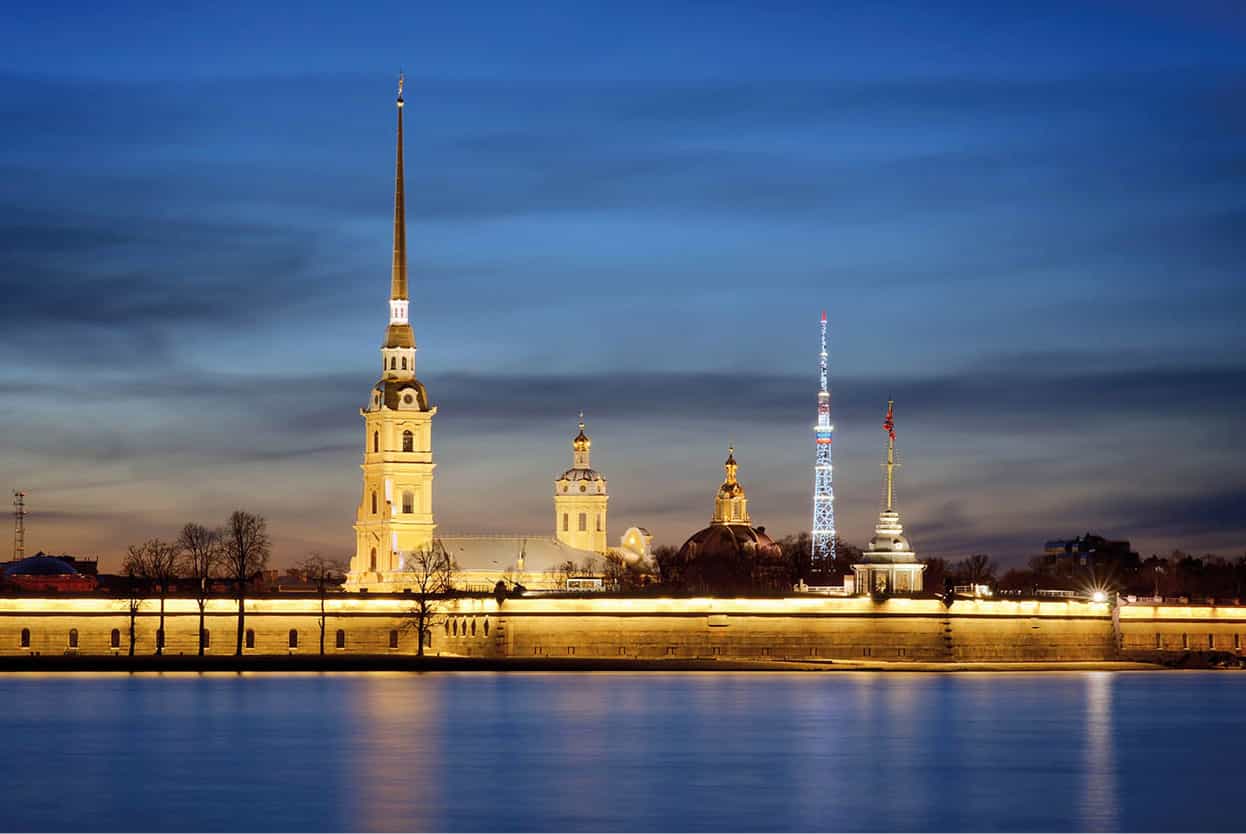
[0,671,1239,831]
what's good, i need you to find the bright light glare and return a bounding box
[1091,590,1107,603]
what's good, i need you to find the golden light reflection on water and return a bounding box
[1080,671,1119,831]
[346,673,447,832]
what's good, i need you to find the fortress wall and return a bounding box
[1117,603,1246,655]
[492,597,1115,662]
[0,597,495,658]
[940,599,1116,661]
[1,595,1241,662]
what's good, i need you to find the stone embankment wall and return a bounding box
[1116,602,1246,657]
[0,594,1168,662]
[3,595,1243,662]
[490,597,1117,661]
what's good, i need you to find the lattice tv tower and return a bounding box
[811,311,836,572]
[12,490,26,561]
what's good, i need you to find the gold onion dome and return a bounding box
[573,420,591,452]
[717,446,745,500]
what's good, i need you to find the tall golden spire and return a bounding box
[391,72,407,302]
[882,399,898,511]
[383,74,415,352]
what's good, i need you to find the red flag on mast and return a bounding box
[883,401,895,442]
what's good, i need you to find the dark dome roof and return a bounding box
[674,523,785,594]
[372,377,430,411]
[558,467,604,482]
[4,555,80,577]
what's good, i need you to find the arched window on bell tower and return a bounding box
[371,492,378,514]
[373,431,379,453]
[402,430,413,452]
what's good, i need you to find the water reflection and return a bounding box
[0,671,1242,832]
[1080,672,1118,831]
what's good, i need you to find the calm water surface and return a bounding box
[0,671,1241,832]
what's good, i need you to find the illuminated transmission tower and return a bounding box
[12,490,26,560]
[811,312,836,572]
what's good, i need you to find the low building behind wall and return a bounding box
[0,594,1154,662]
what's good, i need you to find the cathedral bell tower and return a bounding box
[712,446,750,525]
[554,414,608,552]
[347,76,437,590]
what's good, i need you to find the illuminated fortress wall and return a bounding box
[493,597,1117,662]
[3,596,1244,661]
[1116,603,1246,656]
[4,595,1211,662]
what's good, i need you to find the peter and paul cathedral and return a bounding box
[347,76,437,590]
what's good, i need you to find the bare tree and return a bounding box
[121,546,150,657]
[149,539,181,655]
[402,545,456,657]
[955,554,997,587]
[299,553,345,655]
[178,523,222,656]
[544,559,575,590]
[125,539,180,655]
[222,510,271,656]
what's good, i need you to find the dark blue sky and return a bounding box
[2,1,1244,568]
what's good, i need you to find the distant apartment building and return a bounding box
[1042,534,1140,574]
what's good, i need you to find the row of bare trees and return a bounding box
[122,516,460,658]
[124,510,275,657]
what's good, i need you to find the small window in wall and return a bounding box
[1155,633,1163,649]
[110,629,121,649]
[1209,634,1215,649]
[471,620,477,636]
[562,513,569,532]
[389,630,399,649]
[567,646,575,656]
[68,628,79,649]
[596,514,602,532]
[245,629,255,649]
[289,630,299,649]
[444,621,450,635]
[370,548,377,571]
[483,620,489,636]
[20,628,30,648]
[618,647,626,656]
[390,357,397,370]
[402,491,414,514]
[1182,633,1189,649]
[1236,634,1242,651]
[862,647,872,657]
[665,646,676,656]
[578,512,587,532]
[402,430,413,452]
[201,629,210,649]
[371,492,378,514]
[336,629,346,649]
[401,357,407,370]
[452,620,458,636]
[373,432,379,453]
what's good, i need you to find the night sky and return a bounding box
[3,1,1244,569]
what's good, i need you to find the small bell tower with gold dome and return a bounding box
[554,413,608,552]
[712,446,750,525]
[346,76,437,590]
